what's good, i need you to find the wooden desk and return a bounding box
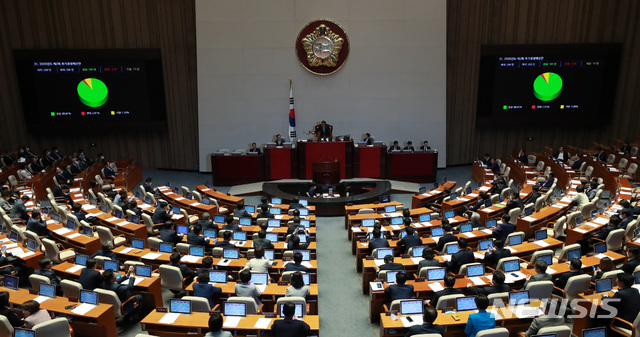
[386,152,438,183]
[141,312,319,337]
[47,221,101,255]
[0,286,117,337]
[0,235,44,270]
[411,182,457,209]
[210,153,265,186]
[157,186,217,217]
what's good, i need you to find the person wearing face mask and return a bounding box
[50,147,62,160]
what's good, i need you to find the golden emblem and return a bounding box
[301,24,343,68]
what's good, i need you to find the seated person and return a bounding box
[554,258,584,290]
[287,230,311,250]
[374,255,405,274]
[527,185,542,206]
[10,195,31,222]
[553,146,570,162]
[406,305,443,336]
[159,220,183,245]
[169,252,196,278]
[271,301,310,336]
[0,191,11,212]
[274,134,285,146]
[435,222,457,252]
[524,299,565,337]
[492,214,515,242]
[430,273,462,307]
[604,272,640,329]
[620,245,640,274]
[193,272,222,309]
[286,271,310,298]
[403,141,415,152]
[363,133,373,145]
[79,258,102,290]
[418,247,441,271]
[256,204,274,219]
[388,141,402,153]
[26,210,50,238]
[71,203,87,222]
[314,120,332,140]
[591,257,614,284]
[505,194,524,213]
[539,172,555,189]
[196,212,217,230]
[196,256,215,275]
[523,260,552,289]
[232,201,250,218]
[289,198,304,210]
[213,230,235,249]
[0,291,25,327]
[516,149,527,165]
[595,216,620,241]
[205,312,233,337]
[91,241,118,261]
[253,230,274,249]
[221,215,241,232]
[285,252,308,272]
[568,185,589,209]
[102,267,144,320]
[143,177,154,194]
[113,189,128,208]
[420,141,432,151]
[397,226,421,254]
[21,300,52,329]
[235,269,262,305]
[53,181,72,204]
[152,201,172,224]
[467,192,491,212]
[487,158,500,175]
[429,188,451,210]
[571,154,584,170]
[242,246,271,273]
[248,142,262,155]
[464,295,496,337]
[448,237,474,274]
[187,224,208,246]
[369,228,390,252]
[384,271,414,302]
[34,257,62,295]
[586,181,599,201]
[467,270,509,295]
[483,239,511,270]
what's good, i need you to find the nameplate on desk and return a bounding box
[415,277,425,282]
[277,281,288,286]
[155,307,167,312]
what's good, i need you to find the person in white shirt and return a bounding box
[285,271,310,298]
[570,185,590,209]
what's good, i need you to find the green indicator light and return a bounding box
[51,112,55,116]
[77,78,108,108]
[503,105,507,109]
[533,72,562,101]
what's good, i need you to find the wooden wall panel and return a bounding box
[447,0,640,165]
[0,0,198,170]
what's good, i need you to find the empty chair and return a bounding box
[565,211,583,228]
[537,326,572,337]
[94,288,140,320]
[549,215,567,239]
[0,316,13,337]
[524,280,554,300]
[226,296,261,314]
[476,327,509,337]
[96,225,127,247]
[624,220,638,242]
[529,250,554,266]
[506,231,525,245]
[159,264,185,294]
[581,201,597,220]
[32,317,73,337]
[496,257,521,272]
[527,155,537,166]
[434,294,464,310]
[176,243,190,255]
[29,274,50,289]
[42,238,75,263]
[358,208,375,215]
[182,296,212,312]
[606,154,616,164]
[556,243,581,261]
[192,191,202,202]
[623,163,638,180]
[148,237,162,250]
[142,213,160,237]
[580,166,594,183]
[60,279,82,298]
[618,158,629,170]
[487,292,509,305]
[535,161,545,173]
[555,274,591,302]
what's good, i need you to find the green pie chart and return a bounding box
[77,78,108,107]
[533,72,562,101]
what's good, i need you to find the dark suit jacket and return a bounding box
[492,223,516,242]
[196,220,217,230]
[406,322,444,336]
[397,234,421,254]
[314,124,332,138]
[171,262,195,278]
[370,238,390,253]
[103,166,116,179]
[213,240,236,249]
[256,211,274,219]
[159,229,182,245]
[417,259,441,271]
[193,282,222,308]
[275,139,285,146]
[271,317,311,337]
[79,268,102,290]
[484,248,512,270]
[380,263,405,273]
[554,152,570,162]
[528,192,542,205]
[0,306,25,327]
[554,270,584,290]
[187,232,207,246]
[55,173,70,185]
[90,249,118,261]
[10,199,29,221]
[232,209,250,218]
[143,184,154,194]
[449,250,475,274]
[105,276,135,302]
[620,257,640,274]
[249,148,262,154]
[152,208,171,224]
[435,233,457,252]
[469,284,510,296]
[431,287,463,307]
[253,238,274,249]
[286,236,310,250]
[385,283,414,301]
[27,218,49,237]
[596,225,617,240]
[517,154,528,164]
[35,269,60,287]
[284,262,308,272]
[222,223,241,232]
[606,287,640,323]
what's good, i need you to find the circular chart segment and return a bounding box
[77,78,108,107]
[533,72,562,101]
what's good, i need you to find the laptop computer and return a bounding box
[103,260,119,272]
[39,283,55,298]
[159,243,174,254]
[250,272,269,285]
[279,302,304,317]
[114,209,123,219]
[80,290,99,305]
[209,271,227,283]
[456,296,478,311]
[82,226,93,237]
[399,299,423,316]
[271,197,282,205]
[101,204,110,213]
[66,220,75,231]
[450,193,458,201]
[485,218,498,229]
[202,197,211,206]
[582,327,607,337]
[131,237,145,249]
[503,260,520,273]
[575,215,584,226]
[385,271,404,283]
[176,225,188,235]
[524,206,534,216]
[294,250,311,261]
[466,186,473,195]
[566,248,581,261]
[375,248,394,259]
[135,265,152,278]
[362,219,375,227]
[444,210,455,219]
[239,217,251,226]
[508,290,531,306]
[635,271,640,284]
[411,246,426,257]
[232,231,247,241]
[170,299,192,314]
[13,328,36,337]
[508,235,523,246]
[268,219,281,228]
[466,264,485,277]
[264,249,275,261]
[298,208,309,216]
[205,181,212,188]
[431,227,444,237]
[380,195,391,203]
[266,233,278,242]
[75,254,88,266]
[185,192,192,200]
[535,229,547,241]
[224,302,247,317]
[427,267,446,281]
[9,231,18,242]
[419,214,431,222]
[296,234,307,243]
[300,219,310,228]
[460,223,473,233]
[130,215,140,224]
[203,229,216,238]
[245,205,255,213]
[299,199,308,207]
[25,238,37,252]
[189,246,205,257]
[536,253,553,266]
[223,248,240,259]
[595,278,613,293]
[478,239,493,251]
[418,187,427,194]
[445,244,460,255]
[385,205,396,213]
[391,217,403,225]
[3,275,18,290]
[213,215,225,224]
[593,241,607,255]
[269,207,281,215]
[144,196,151,204]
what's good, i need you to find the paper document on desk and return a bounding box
[462,232,476,238]
[223,316,241,328]
[33,296,50,304]
[17,251,35,259]
[256,284,267,293]
[3,243,17,249]
[175,197,185,201]
[595,253,610,260]
[171,214,183,220]
[53,228,72,235]
[71,303,96,315]
[442,255,451,262]
[0,239,9,244]
[479,186,491,192]
[370,282,384,292]
[301,262,313,268]
[546,267,557,274]
[105,217,119,222]
[390,225,402,230]
[506,247,517,253]
[217,259,232,266]
[374,259,385,266]
[46,220,56,225]
[158,313,180,324]
[593,217,608,225]
[469,277,486,286]
[400,315,423,327]
[522,216,537,222]
[275,215,284,220]
[141,253,161,260]
[468,193,479,197]
[487,309,503,320]
[481,229,492,235]
[534,240,550,247]
[428,282,444,292]
[66,265,85,273]
[180,255,199,263]
[7,248,23,256]
[432,236,440,244]
[66,233,81,239]
[133,277,146,286]
[120,247,134,254]
[474,252,485,259]
[573,228,587,234]
[139,204,150,209]
[513,306,542,318]
[255,318,272,329]
[448,218,458,224]
[74,193,83,198]
[411,257,424,264]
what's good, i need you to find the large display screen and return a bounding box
[13,49,167,131]
[476,44,621,126]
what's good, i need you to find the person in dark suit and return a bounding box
[10,194,30,222]
[618,209,633,230]
[385,271,414,301]
[492,214,515,242]
[419,141,432,151]
[26,210,50,238]
[196,212,217,231]
[221,215,241,231]
[388,141,402,153]
[605,272,640,326]
[187,224,208,247]
[28,156,42,172]
[288,198,303,211]
[524,299,566,337]
[571,155,584,170]
[527,185,542,206]
[553,146,570,162]
[314,120,332,140]
[169,252,195,278]
[406,305,444,336]
[435,223,457,252]
[369,228,390,253]
[554,258,584,290]
[539,172,555,189]
[91,242,118,261]
[152,201,172,224]
[430,273,463,307]
[53,181,71,204]
[482,153,492,166]
[594,147,606,162]
[620,245,640,274]
[102,267,144,320]
[193,272,222,309]
[284,252,308,272]
[196,256,215,276]
[256,204,274,219]
[287,233,310,250]
[159,221,183,245]
[54,166,71,186]
[69,158,82,174]
[403,141,415,152]
[308,184,318,197]
[487,158,500,175]
[418,247,441,271]
[374,255,404,274]
[143,177,154,194]
[253,230,274,249]
[274,134,285,146]
[248,142,262,155]
[34,258,62,295]
[214,231,236,249]
[1,152,13,167]
[232,201,251,218]
[449,238,475,274]
[271,301,311,336]
[206,312,233,337]
[483,239,511,270]
[363,133,373,145]
[516,149,528,165]
[397,226,421,254]
[523,260,553,289]
[595,216,620,241]
[0,291,25,327]
[467,270,510,295]
[102,162,116,181]
[505,194,524,213]
[79,258,102,290]
[71,203,87,222]
[126,200,143,218]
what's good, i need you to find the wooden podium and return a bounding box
[312,161,340,185]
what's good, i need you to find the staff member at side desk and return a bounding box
[363,133,373,145]
[419,141,432,151]
[403,141,415,152]
[388,141,401,153]
[248,142,262,154]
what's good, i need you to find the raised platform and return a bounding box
[262,180,392,216]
